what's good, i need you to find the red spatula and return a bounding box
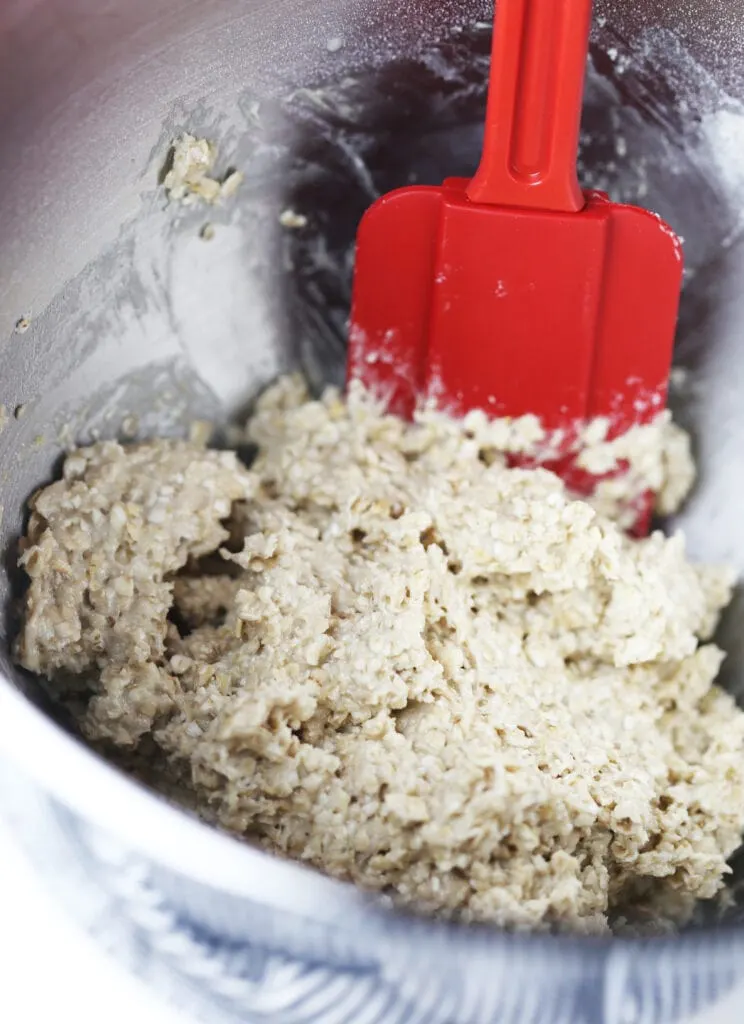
[347,0,683,529]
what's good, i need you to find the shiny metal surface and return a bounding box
[1,1,744,1018]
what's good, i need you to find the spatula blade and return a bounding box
[348,179,683,444]
[347,185,445,420]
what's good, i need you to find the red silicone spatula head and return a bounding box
[347,0,683,524]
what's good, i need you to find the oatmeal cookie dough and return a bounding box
[163,133,244,206]
[16,377,744,933]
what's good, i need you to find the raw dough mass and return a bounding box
[16,376,744,933]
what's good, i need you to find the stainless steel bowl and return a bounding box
[2,2,744,1021]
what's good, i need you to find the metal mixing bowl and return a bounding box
[2,2,744,1021]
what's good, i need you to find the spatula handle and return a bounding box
[467,0,593,212]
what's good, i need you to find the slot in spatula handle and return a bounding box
[467,0,593,213]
